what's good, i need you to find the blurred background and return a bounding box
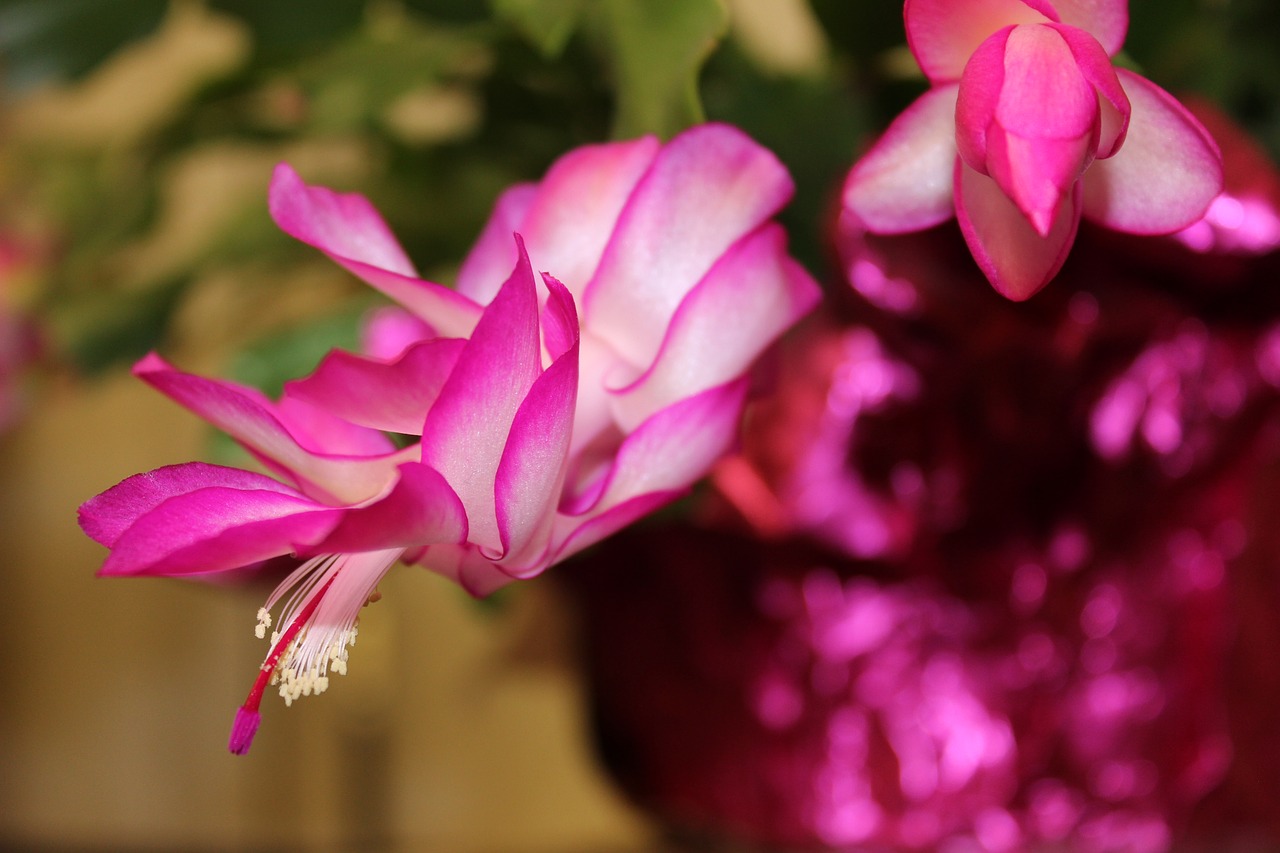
[2,0,1280,850]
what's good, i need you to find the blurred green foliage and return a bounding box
[1,0,1277,389]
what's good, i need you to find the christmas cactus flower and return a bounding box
[843,0,1223,300]
[78,123,820,754]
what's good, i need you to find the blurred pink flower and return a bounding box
[78,123,819,754]
[565,111,1280,849]
[843,0,1223,300]
[1170,99,1280,258]
[568,521,1231,853]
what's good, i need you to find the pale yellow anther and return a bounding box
[254,607,272,640]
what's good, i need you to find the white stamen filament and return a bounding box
[252,548,403,707]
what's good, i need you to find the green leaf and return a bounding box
[227,309,364,397]
[207,0,365,59]
[0,0,167,89]
[402,0,491,25]
[593,0,729,139]
[489,0,583,58]
[53,275,188,376]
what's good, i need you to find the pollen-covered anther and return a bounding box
[254,607,272,640]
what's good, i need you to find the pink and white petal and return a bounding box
[99,486,341,577]
[493,333,578,566]
[79,462,303,548]
[415,545,514,598]
[583,123,794,370]
[1082,69,1223,234]
[420,238,543,552]
[321,257,483,340]
[843,85,961,233]
[564,378,749,517]
[1050,22,1129,156]
[284,337,466,435]
[427,491,684,595]
[455,183,539,305]
[518,137,661,303]
[269,164,482,337]
[1045,0,1128,55]
[906,0,1051,83]
[567,334,623,459]
[309,463,468,554]
[136,353,404,505]
[608,224,820,432]
[956,160,1081,300]
[269,163,417,276]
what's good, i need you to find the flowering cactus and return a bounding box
[78,123,820,754]
[843,0,1224,300]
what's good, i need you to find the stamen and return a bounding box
[228,575,335,755]
[227,548,403,756]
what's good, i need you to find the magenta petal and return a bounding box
[494,318,579,566]
[1050,22,1129,157]
[987,130,1092,236]
[906,0,1051,83]
[312,463,468,554]
[994,25,1096,139]
[1045,0,1128,55]
[361,307,435,360]
[565,378,750,517]
[269,163,417,276]
[1082,70,1223,235]
[420,237,543,552]
[584,123,794,370]
[609,224,820,432]
[980,25,1097,234]
[955,29,1011,174]
[454,183,539,305]
[955,159,1081,300]
[275,395,396,458]
[539,273,580,362]
[843,85,960,233]
[79,462,304,548]
[135,353,405,505]
[285,337,466,435]
[99,486,340,577]
[269,163,482,337]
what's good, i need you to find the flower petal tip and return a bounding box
[228,706,261,756]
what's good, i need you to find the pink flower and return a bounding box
[78,123,820,754]
[843,0,1223,300]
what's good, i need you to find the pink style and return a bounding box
[78,123,820,755]
[843,0,1224,300]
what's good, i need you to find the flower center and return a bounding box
[228,548,403,755]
